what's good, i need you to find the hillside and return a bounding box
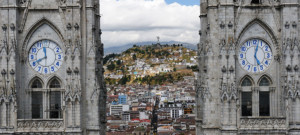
[104,41,197,55]
[104,44,198,85]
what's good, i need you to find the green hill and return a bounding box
[104,44,198,85]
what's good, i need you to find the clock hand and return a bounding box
[35,58,43,63]
[255,56,260,65]
[254,44,260,65]
[43,47,47,58]
[35,57,46,63]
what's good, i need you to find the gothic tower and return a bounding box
[197,0,300,134]
[0,0,106,134]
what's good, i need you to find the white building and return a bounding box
[110,104,130,115]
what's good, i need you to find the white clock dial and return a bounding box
[238,39,272,73]
[28,40,63,74]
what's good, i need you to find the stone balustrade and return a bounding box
[17,119,64,132]
[240,117,287,130]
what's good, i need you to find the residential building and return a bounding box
[110,104,130,115]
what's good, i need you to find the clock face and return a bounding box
[28,40,63,74]
[238,39,272,73]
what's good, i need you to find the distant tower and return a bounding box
[0,0,106,134]
[155,36,161,48]
[197,0,299,134]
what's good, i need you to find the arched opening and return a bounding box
[241,77,253,86]
[259,76,271,86]
[49,78,61,88]
[30,78,43,119]
[258,75,271,116]
[236,19,278,53]
[48,77,62,119]
[31,79,43,88]
[240,76,253,116]
[22,18,64,55]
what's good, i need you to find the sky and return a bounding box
[100,0,200,48]
[165,0,199,5]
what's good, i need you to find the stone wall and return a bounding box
[0,0,106,134]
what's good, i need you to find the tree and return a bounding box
[133,54,137,60]
[191,65,199,71]
[116,60,122,65]
[107,62,115,71]
[119,75,131,85]
[103,53,120,65]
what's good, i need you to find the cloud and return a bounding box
[100,0,199,48]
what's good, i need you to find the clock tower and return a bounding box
[197,0,300,134]
[0,0,106,135]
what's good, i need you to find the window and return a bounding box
[49,79,61,88]
[242,92,252,116]
[241,77,252,86]
[50,91,61,118]
[32,92,43,119]
[30,77,63,119]
[259,77,270,86]
[251,0,260,4]
[240,75,272,117]
[31,79,42,88]
[259,92,270,116]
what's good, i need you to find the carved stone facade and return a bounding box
[197,0,300,134]
[0,0,106,134]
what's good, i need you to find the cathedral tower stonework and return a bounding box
[197,0,300,134]
[0,0,106,134]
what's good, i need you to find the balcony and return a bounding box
[240,117,287,130]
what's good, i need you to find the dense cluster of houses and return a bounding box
[106,77,196,135]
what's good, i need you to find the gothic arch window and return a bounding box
[48,77,62,119]
[31,78,43,88]
[49,78,61,88]
[241,77,253,86]
[240,75,271,117]
[258,75,271,116]
[240,76,253,116]
[259,76,271,86]
[30,77,64,119]
[30,78,44,119]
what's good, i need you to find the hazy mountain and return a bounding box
[104,41,197,55]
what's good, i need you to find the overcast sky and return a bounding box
[100,0,200,48]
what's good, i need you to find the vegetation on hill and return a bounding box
[104,44,198,85]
